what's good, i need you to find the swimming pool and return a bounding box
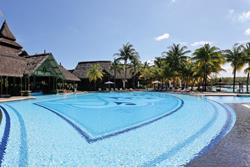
[207,96,250,104]
[0,92,235,166]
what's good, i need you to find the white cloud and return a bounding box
[171,0,177,3]
[239,11,250,22]
[245,28,250,35]
[237,40,249,44]
[146,59,155,66]
[190,41,213,47]
[228,9,250,22]
[155,33,170,42]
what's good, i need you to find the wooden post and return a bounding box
[55,78,57,90]
[6,76,8,95]
[28,76,30,91]
[0,76,2,96]
[25,77,27,90]
[49,77,50,91]
[20,77,22,95]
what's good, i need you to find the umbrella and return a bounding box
[105,81,114,90]
[152,80,161,84]
[105,81,114,85]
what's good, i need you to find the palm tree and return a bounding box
[110,59,123,88]
[130,56,141,88]
[193,44,225,91]
[244,67,250,93]
[87,64,103,90]
[180,59,194,89]
[114,43,139,89]
[162,44,190,88]
[154,57,169,89]
[243,42,250,93]
[224,44,246,92]
[139,65,153,89]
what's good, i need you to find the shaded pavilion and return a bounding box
[0,21,80,96]
[73,60,139,90]
[0,21,26,96]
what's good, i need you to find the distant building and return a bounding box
[73,61,139,90]
[0,21,80,96]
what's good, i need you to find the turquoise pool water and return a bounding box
[0,92,235,166]
[207,96,250,103]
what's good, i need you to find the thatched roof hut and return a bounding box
[59,65,80,82]
[0,21,27,77]
[0,53,26,77]
[0,20,22,55]
[73,61,113,79]
[73,60,136,80]
[25,53,65,79]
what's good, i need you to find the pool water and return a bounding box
[34,93,183,141]
[207,96,250,104]
[0,92,235,166]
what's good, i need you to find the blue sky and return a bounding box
[0,0,250,76]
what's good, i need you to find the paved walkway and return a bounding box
[191,92,237,96]
[0,96,35,103]
[187,103,250,167]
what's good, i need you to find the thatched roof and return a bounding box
[0,21,79,81]
[0,21,22,49]
[25,53,49,75]
[59,65,80,81]
[25,53,64,78]
[0,21,16,40]
[73,60,136,79]
[73,61,113,79]
[0,53,26,77]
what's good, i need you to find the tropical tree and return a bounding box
[244,67,250,93]
[180,59,194,89]
[110,59,123,88]
[153,57,169,89]
[86,64,103,90]
[191,63,204,90]
[192,44,225,91]
[114,42,139,88]
[139,65,153,89]
[161,44,190,87]
[244,43,250,93]
[130,56,141,88]
[224,44,246,92]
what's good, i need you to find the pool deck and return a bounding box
[187,91,250,97]
[0,96,36,103]
[187,103,250,167]
[190,92,237,96]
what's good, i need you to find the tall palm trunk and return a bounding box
[233,68,236,93]
[247,73,249,93]
[203,65,207,92]
[123,59,127,89]
[132,65,136,89]
[114,69,117,89]
[132,76,135,89]
[204,74,207,92]
[94,81,97,91]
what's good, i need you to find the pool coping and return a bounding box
[0,96,36,103]
[187,102,250,167]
